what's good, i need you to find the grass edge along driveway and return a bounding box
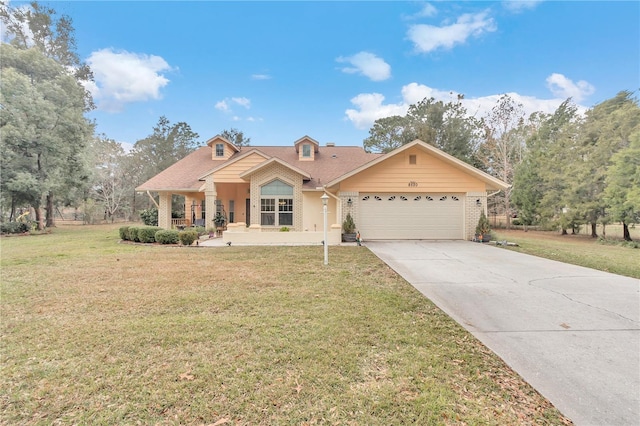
[1,224,571,425]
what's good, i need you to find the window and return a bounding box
[260,180,293,227]
[302,144,311,157]
[229,200,235,223]
[215,143,224,157]
[409,154,417,165]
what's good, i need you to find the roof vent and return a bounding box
[326,142,335,147]
[332,154,337,158]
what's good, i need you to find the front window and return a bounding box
[215,143,224,157]
[302,144,311,157]
[260,180,293,227]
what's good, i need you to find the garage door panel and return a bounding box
[359,193,464,240]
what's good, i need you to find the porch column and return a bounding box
[158,192,172,229]
[204,175,216,231]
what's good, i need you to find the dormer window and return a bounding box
[302,144,311,158]
[215,143,224,157]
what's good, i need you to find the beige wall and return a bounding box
[340,147,487,193]
[302,192,337,232]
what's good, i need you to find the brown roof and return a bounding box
[136,147,215,192]
[136,145,381,192]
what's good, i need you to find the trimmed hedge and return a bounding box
[127,226,141,242]
[179,230,199,246]
[119,226,129,240]
[138,226,161,243]
[155,229,179,244]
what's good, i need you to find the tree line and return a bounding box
[2,2,638,240]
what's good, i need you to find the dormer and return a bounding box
[294,136,320,161]
[206,135,240,161]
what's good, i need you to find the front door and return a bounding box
[246,198,251,225]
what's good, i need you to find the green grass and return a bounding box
[493,229,640,279]
[1,224,571,425]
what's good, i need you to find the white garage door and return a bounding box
[358,193,464,240]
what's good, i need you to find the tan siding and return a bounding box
[213,153,267,183]
[339,148,486,192]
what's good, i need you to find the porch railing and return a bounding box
[171,218,188,229]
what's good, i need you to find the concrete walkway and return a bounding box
[366,240,640,426]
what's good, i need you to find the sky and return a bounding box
[6,1,640,149]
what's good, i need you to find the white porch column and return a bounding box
[204,175,216,231]
[158,192,172,229]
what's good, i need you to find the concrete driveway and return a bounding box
[366,240,640,426]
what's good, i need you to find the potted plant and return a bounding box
[342,213,357,242]
[213,212,227,236]
[475,210,491,242]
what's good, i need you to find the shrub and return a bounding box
[279,226,290,232]
[127,227,142,242]
[179,230,199,246]
[0,221,30,234]
[155,230,179,244]
[193,226,206,236]
[139,208,158,226]
[343,213,356,234]
[138,226,161,243]
[119,226,130,240]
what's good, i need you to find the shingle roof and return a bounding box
[136,145,381,192]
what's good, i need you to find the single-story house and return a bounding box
[136,135,509,244]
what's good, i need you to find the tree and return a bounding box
[407,97,482,166]
[604,131,640,241]
[478,94,528,228]
[220,128,251,147]
[0,44,93,229]
[363,115,413,153]
[131,116,200,184]
[1,1,93,106]
[571,91,640,237]
[90,135,131,222]
[520,100,582,234]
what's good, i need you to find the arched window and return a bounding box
[260,180,293,226]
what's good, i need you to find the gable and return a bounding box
[334,141,509,193]
[205,135,239,160]
[210,152,270,183]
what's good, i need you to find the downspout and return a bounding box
[146,190,159,209]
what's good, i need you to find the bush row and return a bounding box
[0,221,31,234]
[119,226,201,246]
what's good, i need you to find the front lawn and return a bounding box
[494,229,640,279]
[1,224,570,424]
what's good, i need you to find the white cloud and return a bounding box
[410,3,438,19]
[407,11,497,53]
[345,81,587,130]
[345,93,409,130]
[86,48,172,112]
[232,97,251,108]
[251,74,271,80]
[545,73,595,102]
[215,100,229,111]
[503,1,544,13]
[336,51,391,82]
[216,97,252,113]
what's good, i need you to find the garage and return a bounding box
[358,193,465,240]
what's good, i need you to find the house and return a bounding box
[136,135,509,244]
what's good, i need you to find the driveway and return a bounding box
[366,240,640,426]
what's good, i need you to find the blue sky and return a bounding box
[12,1,640,148]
